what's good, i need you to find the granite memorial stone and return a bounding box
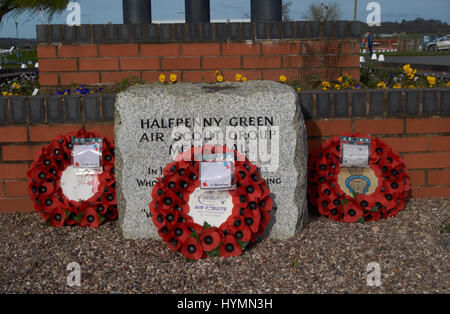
[115,81,308,239]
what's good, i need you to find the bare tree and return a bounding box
[282,1,293,21]
[302,1,343,21]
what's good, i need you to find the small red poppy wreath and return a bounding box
[27,129,117,228]
[308,133,410,223]
[149,145,273,261]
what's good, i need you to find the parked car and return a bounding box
[425,35,450,51]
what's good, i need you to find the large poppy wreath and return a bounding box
[308,133,410,223]
[27,129,117,228]
[149,145,273,261]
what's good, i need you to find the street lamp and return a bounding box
[15,21,20,64]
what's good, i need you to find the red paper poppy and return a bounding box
[151,208,167,230]
[27,129,116,228]
[258,210,271,233]
[199,228,221,252]
[219,235,242,258]
[172,223,191,243]
[181,237,204,260]
[234,225,252,242]
[356,194,375,211]
[342,202,363,223]
[80,208,100,228]
[49,208,66,227]
[150,145,273,260]
[167,236,182,252]
[308,133,410,223]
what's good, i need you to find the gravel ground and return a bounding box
[0,198,448,294]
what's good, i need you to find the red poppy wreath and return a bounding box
[308,133,410,223]
[27,129,117,228]
[149,145,273,261]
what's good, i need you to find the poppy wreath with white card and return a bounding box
[27,129,117,228]
[307,133,410,223]
[149,145,273,261]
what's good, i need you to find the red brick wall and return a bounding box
[1,117,449,213]
[37,40,360,86]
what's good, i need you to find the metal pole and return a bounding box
[250,0,282,22]
[122,0,152,24]
[354,0,358,21]
[185,0,210,23]
[15,21,20,64]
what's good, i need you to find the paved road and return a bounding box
[384,56,450,66]
[374,56,450,75]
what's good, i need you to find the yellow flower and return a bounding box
[12,82,20,89]
[297,87,301,92]
[427,76,436,86]
[408,85,415,89]
[377,81,386,89]
[393,83,402,89]
[214,70,220,77]
[279,75,287,83]
[158,74,166,83]
[321,81,331,89]
[446,81,450,87]
[334,84,341,90]
[2,91,8,96]
[216,75,224,82]
[7,92,13,96]
[403,64,411,72]
[170,73,178,83]
[337,76,343,83]
[241,76,247,82]
[235,73,242,81]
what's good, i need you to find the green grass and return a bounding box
[1,49,37,66]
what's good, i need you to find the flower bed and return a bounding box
[0,71,39,96]
[2,63,449,97]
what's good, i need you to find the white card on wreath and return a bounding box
[73,144,101,168]
[342,143,370,167]
[200,161,232,190]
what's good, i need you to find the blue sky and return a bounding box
[1,0,449,38]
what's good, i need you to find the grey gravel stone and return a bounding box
[0,198,448,293]
[115,81,308,240]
